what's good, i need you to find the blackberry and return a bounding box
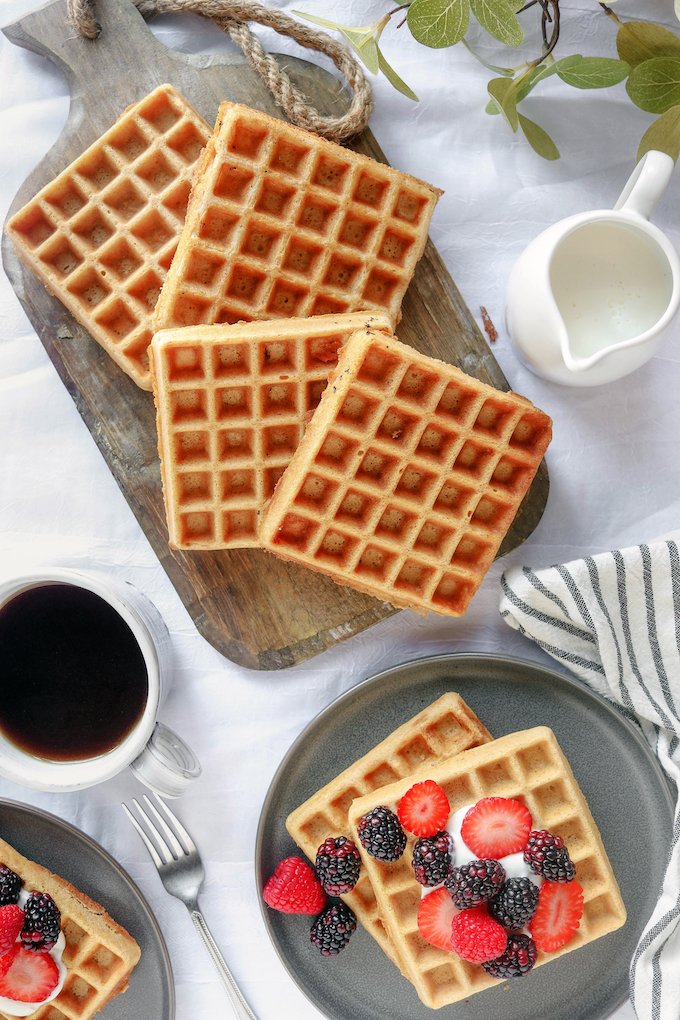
[524,830,576,883]
[488,877,540,928]
[411,831,454,887]
[482,932,538,979]
[357,806,407,862]
[316,837,361,895]
[20,892,61,952]
[0,865,23,906]
[446,859,505,909]
[310,902,357,956]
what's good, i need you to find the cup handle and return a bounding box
[613,149,675,220]
[129,722,202,798]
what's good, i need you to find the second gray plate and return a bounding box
[256,653,674,1020]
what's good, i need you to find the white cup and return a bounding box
[0,568,201,797]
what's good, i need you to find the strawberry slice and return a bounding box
[417,888,458,951]
[398,780,450,837]
[0,945,59,1003]
[460,797,532,859]
[529,880,583,953]
[0,905,24,957]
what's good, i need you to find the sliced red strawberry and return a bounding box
[451,906,508,963]
[0,905,24,957]
[529,880,583,953]
[417,888,458,951]
[398,780,450,837]
[0,945,59,1002]
[460,797,532,859]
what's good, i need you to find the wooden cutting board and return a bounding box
[2,0,549,670]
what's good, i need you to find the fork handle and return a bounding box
[189,909,258,1020]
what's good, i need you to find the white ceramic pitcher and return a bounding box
[505,150,680,386]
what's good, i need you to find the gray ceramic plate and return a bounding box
[256,653,675,1020]
[0,799,174,1019]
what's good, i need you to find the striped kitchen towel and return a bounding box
[499,533,680,1020]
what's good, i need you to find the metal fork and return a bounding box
[123,793,257,1020]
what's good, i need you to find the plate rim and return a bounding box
[0,795,175,1019]
[255,651,675,1020]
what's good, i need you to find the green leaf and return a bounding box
[617,21,680,70]
[487,76,519,131]
[485,98,500,115]
[518,113,560,159]
[637,104,680,162]
[377,47,419,101]
[407,0,470,49]
[462,38,514,76]
[627,57,680,113]
[469,0,523,47]
[293,12,380,73]
[515,54,583,101]
[557,56,630,90]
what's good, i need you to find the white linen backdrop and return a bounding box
[2,1,680,1017]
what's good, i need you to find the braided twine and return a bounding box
[66,0,373,141]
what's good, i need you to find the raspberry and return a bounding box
[20,894,61,953]
[482,932,538,979]
[488,877,540,928]
[0,867,23,908]
[446,859,505,909]
[411,831,454,887]
[0,905,24,957]
[357,806,407,862]
[524,831,576,883]
[450,907,508,964]
[315,837,361,895]
[310,903,357,955]
[263,857,326,915]
[397,781,450,837]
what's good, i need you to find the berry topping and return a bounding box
[310,902,357,956]
[357,806,407,862]
[0,905,24,957]
[529,880,584,953]
[450,907,508,964]
[397,781,450,838]
[315,837,361,896]
[446,859,506,909]
[0,944,59,1003]
[488,877,540,929]
[524,830,577,883]
[460,798,532,859]
[0,867,23,908]
[482,932,538,979]
[20,893,61,953]
[417,888,457,951]
[411,831,454,887]
[263,857,326,915]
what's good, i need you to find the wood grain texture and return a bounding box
[1,0,549,670]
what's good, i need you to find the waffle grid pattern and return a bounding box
[261,330,552,616]
[150,314,391,549]
[152,102,442,334]
[347,727,627,1009]
[285,694,492,967]
[6,84,212,390]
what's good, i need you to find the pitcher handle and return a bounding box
[614,149,674,220]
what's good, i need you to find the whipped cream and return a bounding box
[0,890,67,1017]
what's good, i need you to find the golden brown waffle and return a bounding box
[152,102,442,334]
[150,312,392,549]
[347,727,627,1009]
[286,693,492,968]
[0,836,140,1020]
[260,328,552,616]
[6,84,212,390]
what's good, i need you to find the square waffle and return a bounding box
[347,727,627,1009]
[0,836,140,1020]
[152,102,442,333]
[149,312,392,549]
[260,328,552,616]
[285,693,492,968]
[6,84,212,390]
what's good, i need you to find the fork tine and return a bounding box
[122,802,165,869]
[130,797,175,865]
[152,792,198,853]
[142,794,185,858]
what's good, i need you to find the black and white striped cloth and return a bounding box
[500,536,680,1020]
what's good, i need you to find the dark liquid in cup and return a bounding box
[0,583,149,761]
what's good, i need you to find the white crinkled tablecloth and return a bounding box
[2,1,679,1017]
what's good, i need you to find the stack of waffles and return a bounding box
[0,836,140,1020]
